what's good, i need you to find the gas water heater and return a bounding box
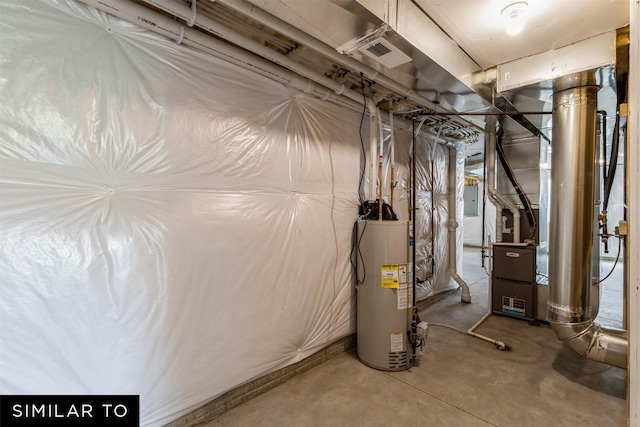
[356,219,413,371]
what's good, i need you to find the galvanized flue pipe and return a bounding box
[547,71,627,369]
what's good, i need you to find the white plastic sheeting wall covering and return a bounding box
[0,0,461,425]
[375,122,462,299]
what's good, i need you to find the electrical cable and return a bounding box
[350,225,364,280]
[598,110,608,205]
[483,262,490,277]
[603,113,621,211]
[356,72,367,206]
[351,73,370,286]
[596,237,622,284]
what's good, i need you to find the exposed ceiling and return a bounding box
[237,0,628,161]
[145,0,629,161]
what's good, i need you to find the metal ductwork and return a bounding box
[547,71,627,369]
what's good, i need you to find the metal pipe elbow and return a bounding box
[549,320,627,369]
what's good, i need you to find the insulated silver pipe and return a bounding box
[548,71,627,369]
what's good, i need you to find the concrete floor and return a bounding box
[204,247,627,427]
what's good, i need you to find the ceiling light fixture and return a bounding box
[501,1,528,36]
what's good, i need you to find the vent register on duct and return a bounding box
[337,23,412,70]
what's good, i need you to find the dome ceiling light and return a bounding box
[501,1,529,36]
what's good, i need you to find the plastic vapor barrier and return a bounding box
[0,0,459,424]
[370,121,458,300]
[414,135,460,299]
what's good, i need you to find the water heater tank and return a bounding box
[357,220,412,371]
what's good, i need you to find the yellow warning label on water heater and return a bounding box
[381,264,399,288]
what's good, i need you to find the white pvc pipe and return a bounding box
[486,116,521,243]
[215,0,431,109]
[448,146,471,303]
[75,0,365,115]
[467,241,507,350]
[390,108,395,209]
[378,107,384,162]
[75,0,396,228]
[368,106,378,203]
[390,110,395,166]
[214,0,485,134]
[139,0,366,106]
[126,0,388,210]
[377,107,384,219]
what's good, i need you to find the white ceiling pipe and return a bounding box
[135,0,386,203]
[377,106,384,219]
[368,108,378,203]
[75,0,363,114]
[447,147,471,304]
[486,116,521,243]
[215,0,424,101]
[139,0,366,106]
[77,0,453,211]
[389,107,395,209]
[76,0,385,214]
[214,0,484,132]
[198,1,292,52]
[466,241,507,350]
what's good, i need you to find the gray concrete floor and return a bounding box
[204,247,627,427]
